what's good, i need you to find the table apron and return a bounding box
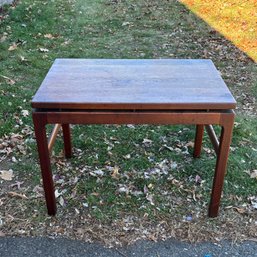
[36,111,234,126]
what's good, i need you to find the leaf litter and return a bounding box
[0,0,257,248]
[1,130,257,247]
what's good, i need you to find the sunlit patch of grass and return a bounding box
[180,0,257,62]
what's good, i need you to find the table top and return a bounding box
[31,59,236,110]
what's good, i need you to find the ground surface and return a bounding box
[0,0,257,248]
[0,237,257,257]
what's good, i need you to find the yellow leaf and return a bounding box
[111,166,120,179]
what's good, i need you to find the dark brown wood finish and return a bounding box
[48,124,61,153]
[32,112,56,215]
[62,124,72,158]
[205,125,220,155]
[193,125,204,158]
[32,59,236,217]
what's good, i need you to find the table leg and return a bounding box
[62,124,72,158]
[193,124,204,158]
[208,115,234,217]
[33,112,56,215]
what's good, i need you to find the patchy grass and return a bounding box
[0,0,257,246]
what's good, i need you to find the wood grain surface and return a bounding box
[31,59,236,110]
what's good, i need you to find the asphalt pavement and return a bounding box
[1,237,257,257]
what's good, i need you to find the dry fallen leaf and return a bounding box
[111,166,120,179]
[118,185,129,194]
[19,56,28,62]
[59,196,65,206]
[44,33,54,39]
[250,170,257,179]
[90,169,104,177]
[61,40,71,46]
[146,193,155,205]
[10,181,24,189]
[234,207,246,214]
[185,141,194,148]
[163,144,173,152]
[21,110,29,117]
[0,35,7,42]
[0,170,14,181]
[122,22,131,26]
[249,196,257,209]
[244,170,257,179]
[143,138,153,144]
[39,48,49,52]
[123,154,131,159]
[55,189,63,198]
[8,191,28,199]
[0,75,15,85]
[8,43,18,51]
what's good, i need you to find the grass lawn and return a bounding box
[0,0,257,246]
[180,0,257,62]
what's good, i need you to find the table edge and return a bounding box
[31,102,236,110]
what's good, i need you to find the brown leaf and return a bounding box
[111,166,120,179]
[8,191,28,199]
[185,141,194,148]
[148,234,158,242]
[234,207,246,214]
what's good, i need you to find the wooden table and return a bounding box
[32,59,236,217]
